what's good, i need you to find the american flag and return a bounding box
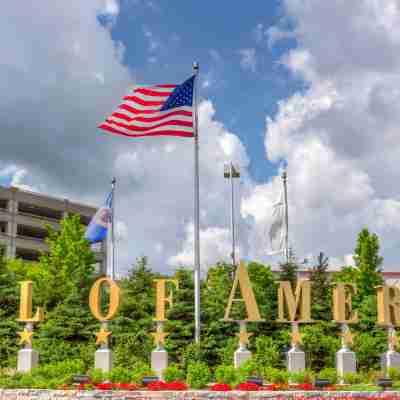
[99,75,195,138]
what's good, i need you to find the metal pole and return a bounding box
[230,163,236,267]
[193,62,201,343]
[282,170,289,263]
[109,177,116,280]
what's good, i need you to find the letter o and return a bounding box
[89,277,120,321]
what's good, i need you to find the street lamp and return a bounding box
[224,162,240,269]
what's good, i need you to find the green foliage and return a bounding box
[88,368,104,384]
[263,367,289,384]
[214,364,237,385]
[317,367,338,384]
[343,371,365,385]
[254,336,281,369]
[289,369,314,384]
[186,361,211,389]
[130,361,154,384]
[309,252,332,320]
[106,366,134,383]
[354,228,383,300]
[388,367,400,381]
[163,363,185,383]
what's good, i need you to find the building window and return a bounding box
[18,202,62,220]
[16,248,40,262]
[17,224,48,240]
[0,221,7,234]
[0,199,7,210]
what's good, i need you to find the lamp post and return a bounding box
[224,163,240,269]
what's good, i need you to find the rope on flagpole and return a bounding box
[193,61,201,343]
[110,177,116,280]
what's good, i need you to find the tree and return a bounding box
[279,249,298,287]
[309,252,331,320]
[354,228,383,299]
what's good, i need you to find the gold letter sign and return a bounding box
[377,285,400,326]
[154,279,179,321]
[224,261,263,321]
[332,283,358,324]
[278,280,311,322]
[18,281,44,322]
[89,277,120,321]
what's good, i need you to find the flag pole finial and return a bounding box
[193,61,199,73]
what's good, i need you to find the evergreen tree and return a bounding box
[309,252,331,320]
[279,249,298,287]
[354,228,383,299]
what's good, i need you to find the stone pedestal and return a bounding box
[381,350,400,374]
[17,349,39,373]
[336,348,356,382]
[95,348,112,372]
[234,348,251,368]
[287,347,305,373]
[151,349,168,379]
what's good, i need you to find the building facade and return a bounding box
[0,186,105,272]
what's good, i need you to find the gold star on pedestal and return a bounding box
[151,331,169,347]
[290,325,303,346]
[18,328,33,345]
[95,328,111,345]
[342,329,356,346]
[236,330,253,346]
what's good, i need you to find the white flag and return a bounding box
[268,191,285,255]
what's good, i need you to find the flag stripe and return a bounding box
[99,123,194,137]
[111,109,192,123]
[106,118,193,132]
[108,114,192,128]
[133,88,172,97]
[122,96,165,107]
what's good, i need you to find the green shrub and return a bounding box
[106,366,133,383]
[236,359,261,385]
[388,367,400,381]
[317,367,338,384]
[214,365,237,386]
[163,363,185,383]
[254,336,281,369]
[130,361,154,384]
[186,361,211,389]
[88,368,105,384]
[263,367,289,384]
[345,384,381,391]
[343,371,364,384]
[289,369,314,384]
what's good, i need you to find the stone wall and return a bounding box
[1,390,400,400]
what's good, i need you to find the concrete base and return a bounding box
[287,347,305,373]
[17,349,39,373]
[151,349,168,379]
[336,348,356,382]
[95,348,112,373]
[234,348,251,368]
[381,350,400,374]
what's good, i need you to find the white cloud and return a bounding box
[238,48,257,73]
[243,0,400,270]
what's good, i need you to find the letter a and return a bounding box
[223,261,263,322]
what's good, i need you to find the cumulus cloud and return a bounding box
[0,0,253,275]
[243,0,400,270]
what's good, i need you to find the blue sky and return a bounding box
[100,0,301,182]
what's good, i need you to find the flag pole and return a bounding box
[282,170,289,263]
[193,61,201,343]
[109,177,116,280]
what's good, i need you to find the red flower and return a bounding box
[235,382,260,391]
[77,383,86,390]
[147,381,167,391]
[211,383,232,391]
[95,383,113,390]
[112,383,140,390]
[165,381,188,391]
[290,383,315,391]
[262,383,279,391]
